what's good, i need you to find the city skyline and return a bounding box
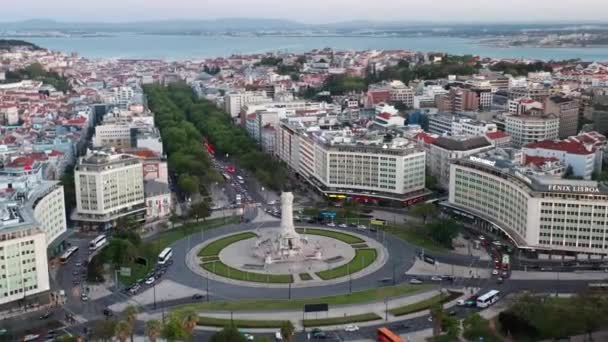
[1,0,608,23]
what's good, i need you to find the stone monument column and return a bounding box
[280,192,296,234]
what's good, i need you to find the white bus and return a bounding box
[60,246,79,264]
[89,234,107,251]
[158,247,173,265]
[476,290,500,308]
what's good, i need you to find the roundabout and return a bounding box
[187,226,387,287]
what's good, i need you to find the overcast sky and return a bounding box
[2,0,607,23]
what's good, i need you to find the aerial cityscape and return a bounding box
[2,1,608,341]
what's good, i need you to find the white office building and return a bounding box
[505,114,560,147]
[72,151,145,230]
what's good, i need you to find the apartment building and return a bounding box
[509,86,551,102]
[545,96,580,139]
[224,91,271,118]
[436,88,479,113]
[428,114,497,136]
[276,121,429,204]
[505,114,560,147]
[523,138,603,180]
[72,151,145,230]
[427,135,494,189]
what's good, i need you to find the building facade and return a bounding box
[505,114,560,147]
[447,157,608,256]
[72,151,145,230]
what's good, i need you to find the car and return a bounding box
[496,276,504,284]
[348,223,357,228]
[39,311,52,320]
[23,334,41,342]
[357,225,367,230]
[430,276,443,281]
[456,299,466,306]
[311,328,327,338]
[0,328,6,336]
[448,310,457,316]
[370,227,378,232]
[378,278,393,284]
[72,279,80,285]
[192,294,205,300]
[344,324,359,332]
[267,201,276,205]
[103,308,113,317]
[75,262,82,267]
[338,223,348,228]
[478,235,486,240]
[492,269,499,275]
[492,241,502,248]
[427,316,433,322]
[72,270,80,276]
[145,277,155,285]
[326,222,336,227]
[81,293,89,301]
[243,333,254,341]
[409,278,423,284]
[501,270,509,278]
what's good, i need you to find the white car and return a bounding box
[243,333,254,341]
[492,269,499,275]
[80,294,89,301]
[23,334,41,342]
[326,222,336,227]
[145,277,155,285]
[357,225,367,230]
[344,324,359,332]
[409,278,423,284]
[430,276,443,281]
[338,223,348,228]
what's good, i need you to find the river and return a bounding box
[12,33,608,61]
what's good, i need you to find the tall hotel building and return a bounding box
[445,150,608,256]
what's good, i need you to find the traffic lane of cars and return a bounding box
[122,260,173,297]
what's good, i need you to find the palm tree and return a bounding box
[114,320,132,342]
[280,321,295,342]
[124,305,139,342]
[430,302,445,337]
[181,310,199,335]
[145,319,162,342]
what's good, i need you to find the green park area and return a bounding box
[197,316,288,329]
[388,291,461,317]
[303,313,381,327]
[173,283,435,314]
[295,228,364,244]
[198,232,257,257]
[316,248,377,280]
[89,217,237,285]
[201,260,293,283]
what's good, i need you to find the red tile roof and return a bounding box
[377,112,392,120]
[524,140,594,155]
[414,132,437,144]
[524,155,559,167]
[485,131,510,140]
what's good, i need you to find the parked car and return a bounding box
[39,311,52,320]
[344,324,359,332]
[311,328,327,339]
[145,277,155,285]
[430,276,443,281]
[409,278,423,284]
[81,293,89,301]
[492,269,499,275]
[192,294,205,300]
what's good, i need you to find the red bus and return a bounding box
[377,327,404,342]
[203,137,215,156]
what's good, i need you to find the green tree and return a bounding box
[190,200,211,222]
[463,313,494,341]
[162,315,191,341]
[55,335,78,342]
[411,203,437,224]
[427,219,459,248]
[210,325,247,342]
[280,320,295,342]
[124,305,139,342]
[92,320,117,342]
[430,303,444,337]
[178,173,200,196]
[181,310,199,335]
[114,320,132,342]
[145,319,163,342]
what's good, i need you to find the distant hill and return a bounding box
[0,39,41,50]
